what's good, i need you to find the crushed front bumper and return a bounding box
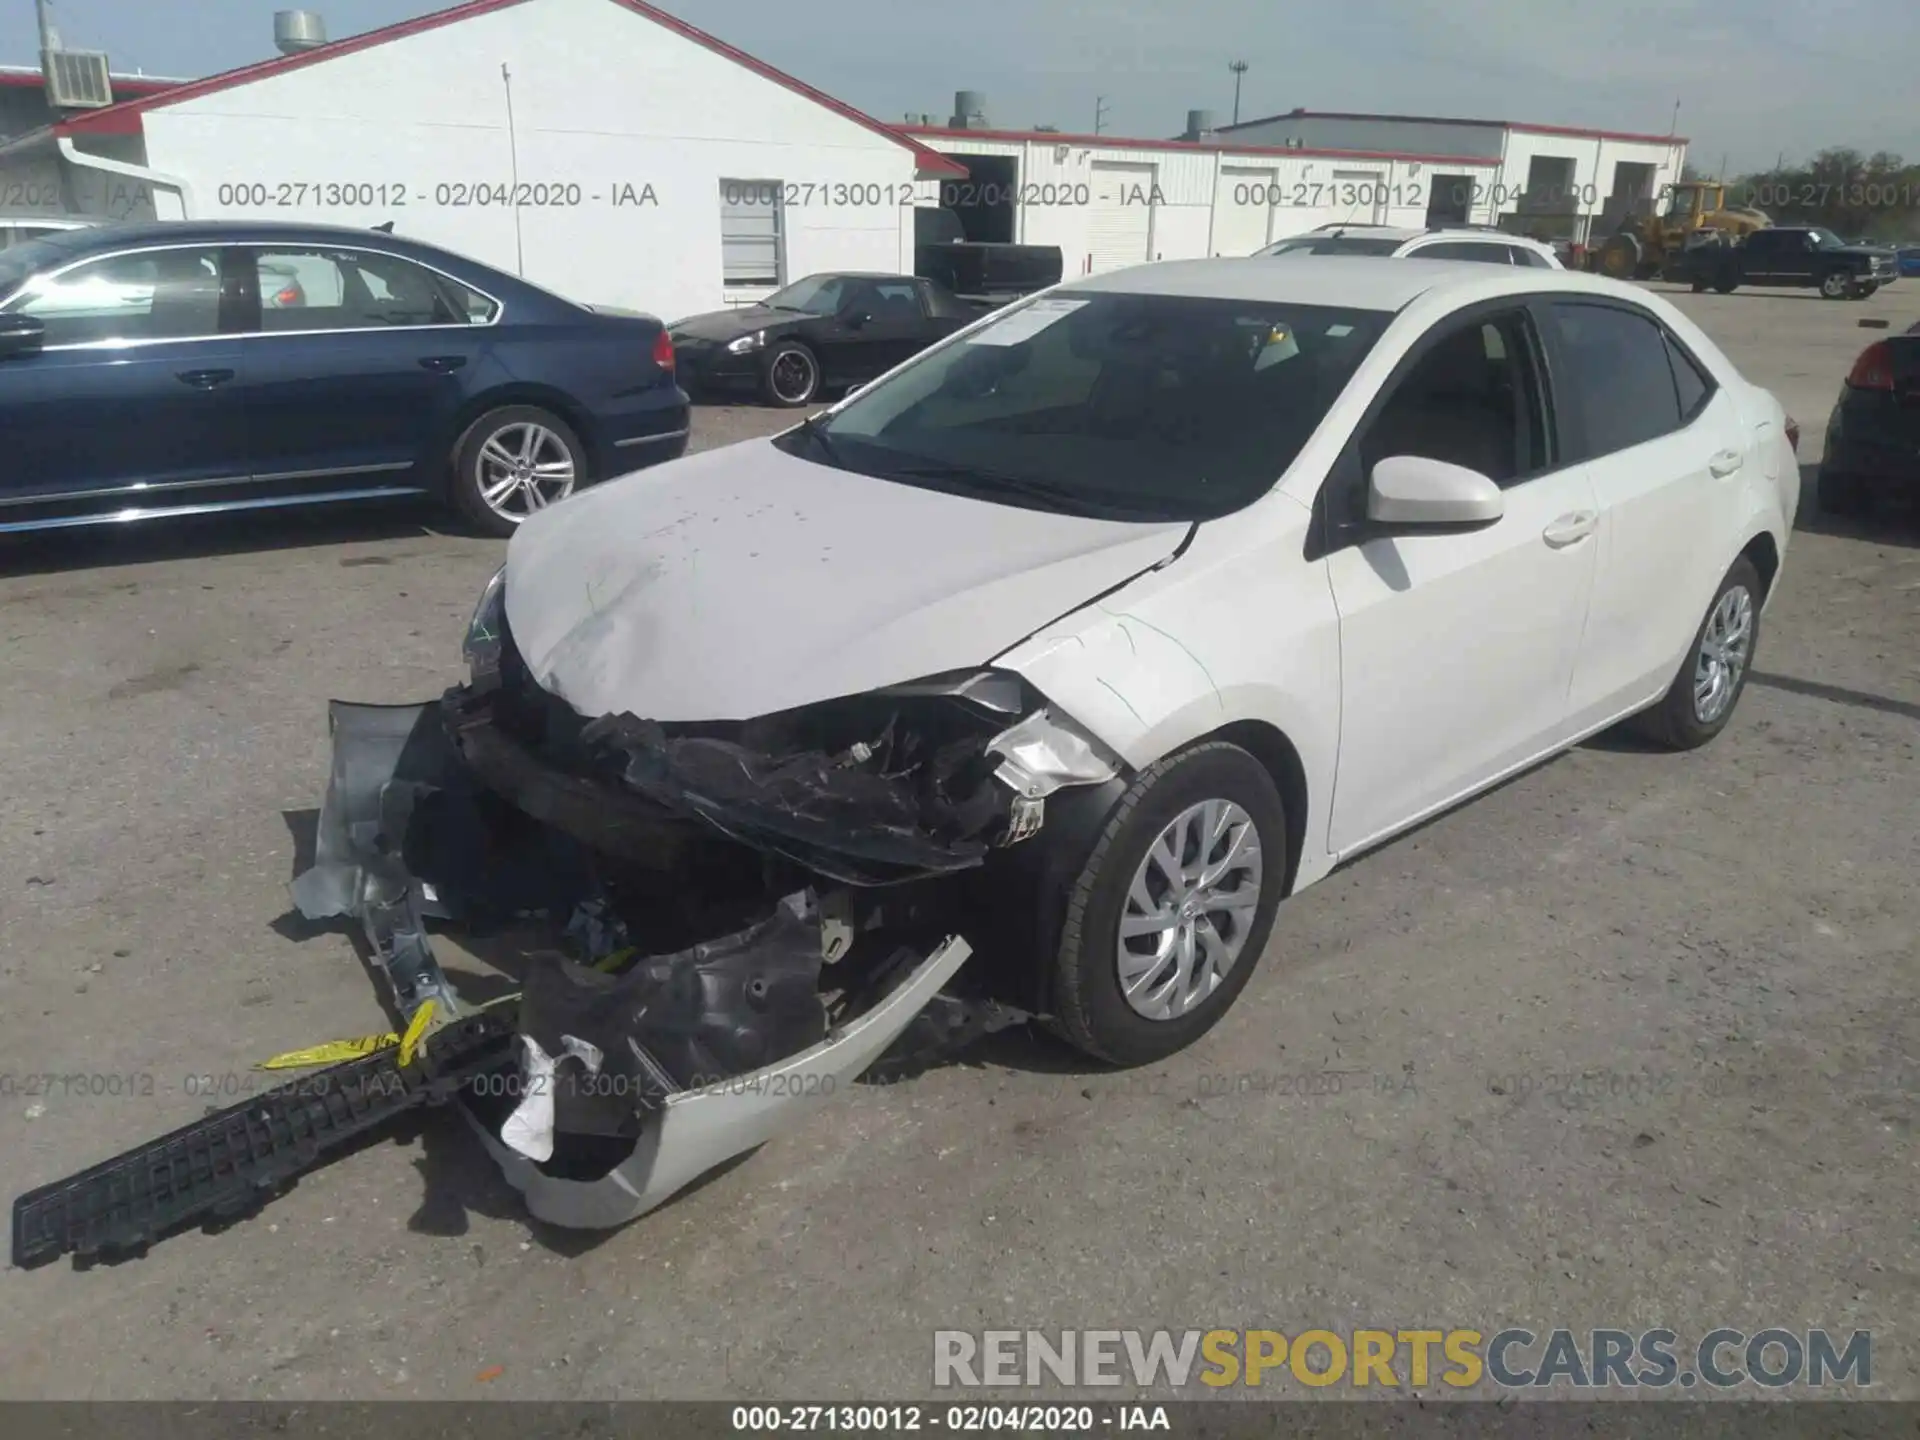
[285,691,989,1232]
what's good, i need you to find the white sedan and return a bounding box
[297,258,1797,1224]
[494,258,1796,1061]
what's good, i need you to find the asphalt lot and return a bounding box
[1,283,1915,1402]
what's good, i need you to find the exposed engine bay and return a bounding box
[284,596,1125,1228]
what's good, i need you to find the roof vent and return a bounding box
[274,10,328,55]
[1184,108,1217,141]
[41,48,112,108]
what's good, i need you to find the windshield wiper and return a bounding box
[794,411,843,465]
[883,459,1149,518]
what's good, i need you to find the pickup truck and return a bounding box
[913,207,1062,309]
[1680,225,1899,300]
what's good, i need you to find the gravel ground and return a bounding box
[0,287,1914,1402]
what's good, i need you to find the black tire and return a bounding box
[761,341,820,407]
[1047,741,1287,1066]
[1690,276,1709,293]
[449,404,589,539]
[1819,270,1852,300]
[1854,280,1879,300]
[1713,277,1739,294]
[1598,234,1640,280]
[1628,556,1762,752]
[1817,467,1868,516]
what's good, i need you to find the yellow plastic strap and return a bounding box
[256,1032,397,1070]
[398,998,437,1068]
[593,946,636,974]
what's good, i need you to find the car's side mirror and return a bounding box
[1367,454,1504,528]
[0,312,47,358]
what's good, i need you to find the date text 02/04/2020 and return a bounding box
[212,180,660,209]
[1229,179,1602,210]
[728,1404,1169,1432]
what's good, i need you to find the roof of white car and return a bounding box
[1063,256,1622,312]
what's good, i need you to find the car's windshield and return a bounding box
[777,290,1391,522]
[0,237,67,302]
[1263,235,1405,257]
[764,275,852,314]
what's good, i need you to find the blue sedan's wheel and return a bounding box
[452,405,586,537]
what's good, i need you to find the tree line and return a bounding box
[1690,148,1920,242]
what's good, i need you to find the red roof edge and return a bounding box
[897,124,1500,169]
[52,0,968,177]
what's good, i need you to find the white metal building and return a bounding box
[0,0,963,320]
[900,109,1688,276]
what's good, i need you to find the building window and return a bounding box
[719,179,783,289]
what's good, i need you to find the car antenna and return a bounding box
[372,220,395,233]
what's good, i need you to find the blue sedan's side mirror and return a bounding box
[0,312,46,358]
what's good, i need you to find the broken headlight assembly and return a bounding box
[463,564,507,687]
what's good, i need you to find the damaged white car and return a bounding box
[286,258,1795,1231]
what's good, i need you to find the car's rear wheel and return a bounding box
[762,341,821,407]
[1628,556,1761,751]
[451,404,587,538]
[1713,276,1739,294]
[1820,271,1852,300]
[1047,741,1287,1066]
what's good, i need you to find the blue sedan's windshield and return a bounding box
[777,291,1390,523]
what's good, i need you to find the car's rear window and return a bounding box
[787,291,1390,522]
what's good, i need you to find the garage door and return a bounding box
[1088,162,1154,273]
[1214,166,1276,255]
[1330,168,1389,225]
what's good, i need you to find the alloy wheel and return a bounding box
[1693,584,1753,725]
[1116,799,1264,1021]
[769,349,817,405]
[475,422,576,521]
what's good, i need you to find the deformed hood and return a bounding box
[502,439,1186,723]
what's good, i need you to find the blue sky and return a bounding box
[5,0,1916,173]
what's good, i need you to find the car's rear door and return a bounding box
[1543,298,1752,731]
[1324,301,1601,856]
[231,243,492,492]
[0,241,250,512]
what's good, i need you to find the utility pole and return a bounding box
[1094,95,1109,136]
[1668,99,1679,136]
[1229,60,1249,126]
[36,0,62,55]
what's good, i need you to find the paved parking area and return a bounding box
[0,289,1915,1400]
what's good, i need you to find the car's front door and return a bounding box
[232,244,488,490]
[1543,299,1752,730]
[1324,303,1601,856]
[816,278,926,384]
[0,243,250,508]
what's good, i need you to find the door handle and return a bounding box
[1709,449,1744,477]
[418,355,468,373]
[176,368,234,389]
[1542,510,1597,548]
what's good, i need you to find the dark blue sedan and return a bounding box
[0,220,688,538]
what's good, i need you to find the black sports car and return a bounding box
[669,273,976,407]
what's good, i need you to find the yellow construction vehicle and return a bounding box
[1586,181,1772,279]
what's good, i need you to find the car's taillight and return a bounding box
[1784,416,1800,452]
[275,286,300,306]
[1846,341,1895,391]
[652,328,673,370]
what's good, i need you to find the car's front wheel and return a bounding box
[762,341,821,407]
[1819,271,1852,300]
[1047,741,1287,1066]
[1628,556,1761,751]
[451,404,587,537]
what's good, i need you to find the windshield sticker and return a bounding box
[966,297,1089,347]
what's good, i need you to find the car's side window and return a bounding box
[1415,241,1512,263]
[1508,245,1552,268]
[1357,309,1548,488]
[872,280,925,318]
[1664,332,1714,422]
[1545,301,1687,459]
[252,248,474,332]
[4,247,223,346]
